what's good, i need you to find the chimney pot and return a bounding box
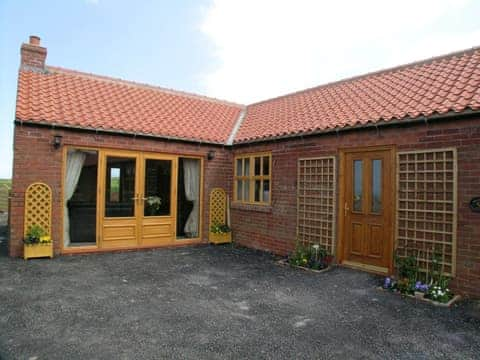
[29,35,41,46]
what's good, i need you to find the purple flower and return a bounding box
[383,277,392,289]
[415,281,429,293]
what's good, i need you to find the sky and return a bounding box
[1,0,479,179]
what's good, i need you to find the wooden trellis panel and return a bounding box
[209,188,227,227]
[297,157,336,254]
[396,148,457,276]
[24,182,52,237]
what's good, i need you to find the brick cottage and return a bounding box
[10,36,480,296]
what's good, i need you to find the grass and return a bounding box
[0,179,11,213]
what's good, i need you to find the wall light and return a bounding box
[207,150,216,160]
[53,134,63,149]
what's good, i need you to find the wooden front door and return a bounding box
[341,147,395,273]
[100,151,176,249]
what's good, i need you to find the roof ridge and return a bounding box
[247,44,480,107]
[46,65,245,108]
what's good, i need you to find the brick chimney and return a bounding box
[20,35,47,71]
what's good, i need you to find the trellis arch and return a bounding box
[24,182,52,237]
[209,188,227,228]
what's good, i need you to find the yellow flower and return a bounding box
[40,236,51,242]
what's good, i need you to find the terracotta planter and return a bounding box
[209,231,232,244]
[24,243,53,260]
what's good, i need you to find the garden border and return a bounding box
[276,258,333,273]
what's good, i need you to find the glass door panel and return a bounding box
[371,159,382,214]
[105,156,136,217]
[144,159,172,217]
[353,159,363,212]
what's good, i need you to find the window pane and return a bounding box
[244,158,250,176]
[263,180,270,202]
[144,159,171,217]
[244,180,250,201]
[372,159,382,213]
[263,156,270,175]
[236,159,243,176]
[237,180,243,201]
[254,157,261,175]
[254,180,261,201]
[106,157,136,217]
[353,160,362,212]
[109,168,120,202]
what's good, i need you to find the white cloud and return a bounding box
[200,0,478,104]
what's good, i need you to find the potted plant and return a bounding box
[209,223,232,244]
[23,224,53,260]
[145,196,162,216]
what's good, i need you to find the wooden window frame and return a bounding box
[233,152,272,205]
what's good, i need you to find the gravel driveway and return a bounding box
[0,244,479,359]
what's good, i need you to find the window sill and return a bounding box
[231,202,272,213]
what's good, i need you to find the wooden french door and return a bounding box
[341,147,395,272]
[100,150,177,249]
[140,154,177,247]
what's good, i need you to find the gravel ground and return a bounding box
[0,243,479,359]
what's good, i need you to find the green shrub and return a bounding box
[24,225,46,245]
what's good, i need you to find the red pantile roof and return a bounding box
[235,47,480,143]
[15,46,480,145]
[16,66,244,144]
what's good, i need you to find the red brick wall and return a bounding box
[10,118,480,297]
[10,125,232,257]
[231,117,480,297]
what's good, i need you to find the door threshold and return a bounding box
[341,260,389,275]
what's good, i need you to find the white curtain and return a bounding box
[183,159,200,237]
[64,150,86,247]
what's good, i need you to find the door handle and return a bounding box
[344,202,350,217]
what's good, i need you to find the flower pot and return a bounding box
[209,231,232,244]
[24,243,53,260]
